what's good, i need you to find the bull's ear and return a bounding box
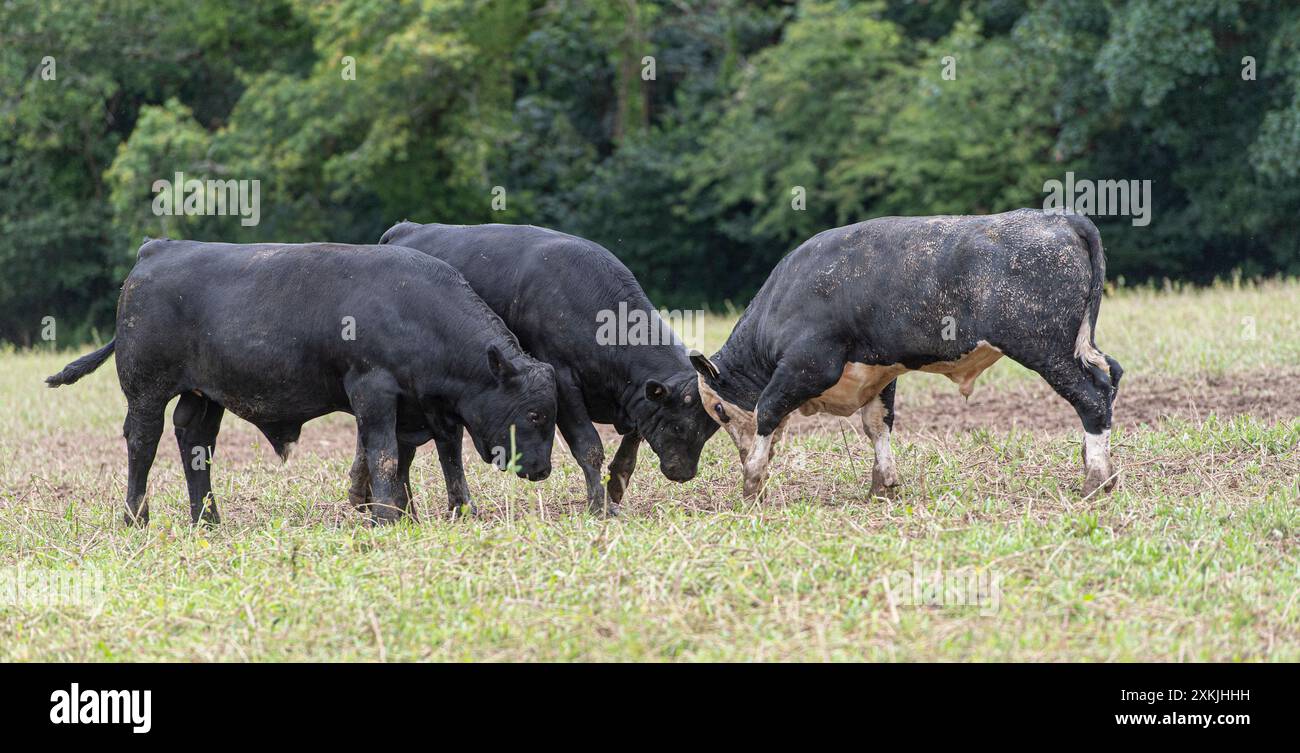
[689,349,720,380]
[645,380,668,403]
[487,345,520,383]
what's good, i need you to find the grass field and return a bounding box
[1,280,1297,661]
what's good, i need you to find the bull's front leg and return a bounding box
[349,431,418,517]
[553,374,613,516]
[743,353,844,500]
[741,423,790,500]
[348,435,371,512]
[347,372,410,525]
[606,432,641,508]
[559,420,608,516]
[396,441,418,522]
[357,424,406,524]
[433,429,476,519]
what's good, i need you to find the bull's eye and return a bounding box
[713,402,730,423]
[527,410,542,424]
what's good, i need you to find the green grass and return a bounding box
[1,280,1297,661]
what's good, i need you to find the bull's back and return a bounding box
[759,210,1093,362]
[383,223,655,354]
[114,241,453,415]
[123,241,432,338]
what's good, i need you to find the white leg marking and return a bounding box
[1084,430,1110,473]
[745,433,772,478]
[873,430,897,487]
[1083,429,1114,494]
[861,398,897,490]
[742,432,776,498]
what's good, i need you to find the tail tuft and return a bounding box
[46,340,115,387]
[1066,215,1109,377]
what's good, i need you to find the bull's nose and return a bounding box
[663,466,696,482]
[521,467,551,482]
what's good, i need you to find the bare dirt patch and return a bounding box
[780,368,1300,438]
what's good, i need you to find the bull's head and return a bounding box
[633,371,719,483]
[689,350,781,498]
[457,346,557,482]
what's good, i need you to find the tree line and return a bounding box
[2,0,1297,344]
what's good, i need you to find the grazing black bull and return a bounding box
[349,222,718,516]
[689,210,1123,499]
[46,239,557,525]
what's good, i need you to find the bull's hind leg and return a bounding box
[860,379,899,498]
[1024,354,1122,497]
[122,400,166,526]
[173,392,225,525]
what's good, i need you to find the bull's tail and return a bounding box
[45,340,115,387]
[1065,215,1110,378]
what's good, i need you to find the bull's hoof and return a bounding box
[347,486,370,511]
[588,501,620,518]
[123,508,149,527]
[368,514,413,527]
[870,467,899,500]
[449,501,478,520]
[192,507,221,527]
[1082,468,1115,497]
[368,501,412,526]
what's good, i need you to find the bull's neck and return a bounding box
[712,333,770,412]
[424,329,521,409]
[614,342,693,417]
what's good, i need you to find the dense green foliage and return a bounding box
[2,0,1297,343]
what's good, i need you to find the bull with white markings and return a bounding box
[689,209,1124,499]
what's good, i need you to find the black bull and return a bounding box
[46,240,558,525]
[347,222,719,516]
[689,209,1124,499]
